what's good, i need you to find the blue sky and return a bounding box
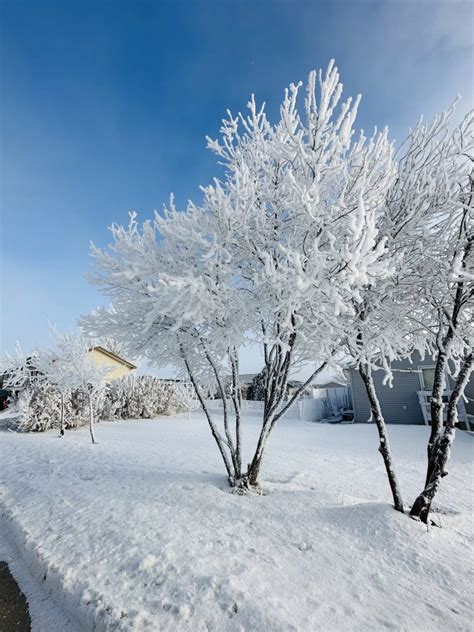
[1,0,473,368]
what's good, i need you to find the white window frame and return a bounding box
[418,365,436,391]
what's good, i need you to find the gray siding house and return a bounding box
[348,352,474,430]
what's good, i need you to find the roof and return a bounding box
[91,346,137,370]
[239,373,258,383]
[287,380,304,388]
[313,381,347,389]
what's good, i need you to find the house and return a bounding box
[312,380,349,400]
[347,352,473,430]
[238,373,313,401]
[312,380,352,416]
[238,373,258,400]
[89,346,137,382]
[287,380,311,397]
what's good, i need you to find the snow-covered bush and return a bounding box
[14,384,107,433]
[16,387,56,432]
[29,329,109,443]
[173,382,200,418]
[10,373,188,433]
[104,375,186,420]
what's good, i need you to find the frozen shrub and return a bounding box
[16,386,59,432]
[14,384,107,433]
[104,375,187,420]
[9,374,189,432]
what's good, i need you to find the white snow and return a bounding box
[0,534,82,632]
[1,413,473,631]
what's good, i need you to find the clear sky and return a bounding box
[1,0,473,370]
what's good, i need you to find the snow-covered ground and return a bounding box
[0,413,473,631]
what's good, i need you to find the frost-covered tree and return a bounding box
[344,105,473,518]
[411,353,473,526]
[407,116,474,523]
[85,61,396,488]
[175,382,200,419]
[0,344,42,396]
[84,213,247,481]
[343,105,461,512]
[34,328,96,437]
[34,347,69,436]
[40,330,109,444]
[83,334,130,359]
[209,63,396,486]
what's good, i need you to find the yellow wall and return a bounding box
[89,348,135,382]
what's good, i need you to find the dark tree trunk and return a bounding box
[410,353,473,524]
[59,391,65,437]
[89,392,97,445]
[229,349,242,481]
[247,454,263,487]
[179,340,236,485]
[422,221,472,484]
[418,224,472,488]
[245,360,327,488]
[246,424,271,487]
[359,364,405,513]
[424,346,450,485]
[204,347,240,478]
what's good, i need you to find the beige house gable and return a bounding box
[89,346,137,382]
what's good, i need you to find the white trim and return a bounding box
[348,370,358,423]
[416,391,431,425]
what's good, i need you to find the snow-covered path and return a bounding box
[0,413,472,631]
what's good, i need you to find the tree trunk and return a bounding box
[89,392,97,445]
[423,233,472,484]
[424,347,450,485]
[246,423,271,487]
[245,361,328,488]
[179,342,235,484]
[410,353,473,524]
[359,364,404,513]
[59,391,65,437]
[229,349,242,481]
[204,348,240,478]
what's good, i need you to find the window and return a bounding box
[420,367,435,390]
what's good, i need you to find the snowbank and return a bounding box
[0,413,472,630]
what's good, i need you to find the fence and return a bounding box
[205,398,297,418]
[204,386,351,423]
